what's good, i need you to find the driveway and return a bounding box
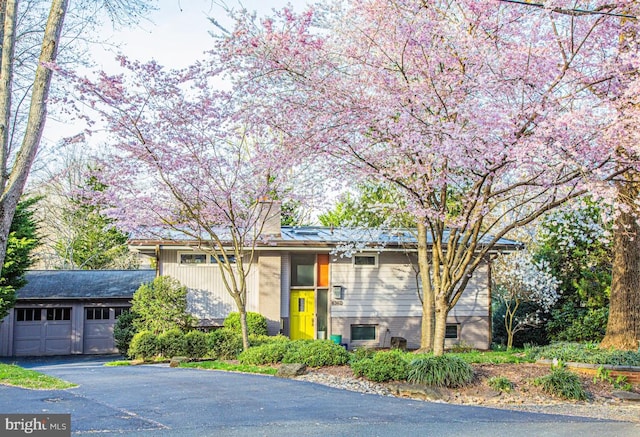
[1,356,638,436]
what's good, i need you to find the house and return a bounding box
[129,205,519,351]
[0,269,155,356]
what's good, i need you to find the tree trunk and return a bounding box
[237,304,250,351]
[0,0,68,272]
[433,300,448,356]
[417,222,434,351]
[600,178,640,351]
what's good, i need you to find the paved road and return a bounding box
[1,356,638,436]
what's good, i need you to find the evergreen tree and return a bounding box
[54,174,136,270]
[0,198,40,319]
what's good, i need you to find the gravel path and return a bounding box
[296,371,640,423]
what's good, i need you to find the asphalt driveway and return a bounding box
[0,356,638,436]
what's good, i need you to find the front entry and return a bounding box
[290,290,315,340]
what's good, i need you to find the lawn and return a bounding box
[180,360,278,375]
[0,363,77,390]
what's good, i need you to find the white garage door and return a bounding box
[83,307,127,354]
[13,308,72,356]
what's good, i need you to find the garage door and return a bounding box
[13,308,72,356]
[83,307,127,354]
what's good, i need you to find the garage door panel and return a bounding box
[83,309,118,354]
[13,308,72,356]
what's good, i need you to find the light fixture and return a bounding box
[332,285,343,299]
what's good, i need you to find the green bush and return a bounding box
[128,331,158,360]
[184,330,209,359]
[113,310,138,356]
[533,367,587,400]
[488,376,514,392]
[223,312,268,336]
[157,329,188,358]
[238,341,292,365]
[558,308,609,342]
[131,276,196,334]
[351,349,410,382]
[350,347,377,364]
[525,342,640,366]
[282,340,350,367]
[249,334,290,347]
[407,355,474,388]
[207,328,243,360]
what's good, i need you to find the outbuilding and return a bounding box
[0,270,155,357]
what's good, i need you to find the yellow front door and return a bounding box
[290,290,315,340]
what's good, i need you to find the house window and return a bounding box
[354,254,377,267]
[86,308,110,320]
[179,253,207,264]
[16,308,41,322]
[47,308,71,321]
[351,324,376,341]
[211,254,236,264]
[445,324,459,339]
[291,254,315,286]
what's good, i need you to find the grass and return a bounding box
[0,363,77,390]
[104,360,133,366]
[180,360,278,375]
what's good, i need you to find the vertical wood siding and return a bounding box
[160,249,259,322]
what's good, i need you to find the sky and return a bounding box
[94,0,295,70]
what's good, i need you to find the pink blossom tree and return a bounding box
[216,0,638,354]
[68,58,300,350]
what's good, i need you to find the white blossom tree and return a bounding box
[492,251,560,350]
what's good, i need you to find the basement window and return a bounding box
[351,324,376,341]
[445,324,459,339]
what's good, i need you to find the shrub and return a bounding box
[525,342,640,366]
[207,328,243,360]
[488,376,514,392]
[350,347,377,364]
[131,276,196,334]
[238,341,292,365]
[128,331,158,360]
[184,330,208,359]
[351,349,409,382]
[407,355,474,388]
[113,311,138,356]
[249,334,289,347]
[157,329,188,358]
[533,367,587,400]
[282,340,350,367]
[223,312,268,336]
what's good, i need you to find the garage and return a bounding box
[0,269,155,357]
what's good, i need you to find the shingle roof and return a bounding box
[17,270,156,300]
